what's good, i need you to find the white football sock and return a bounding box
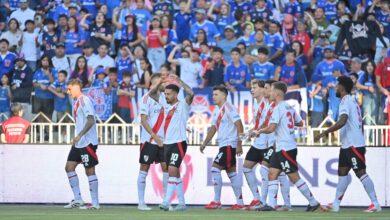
[163,172,168,196]
[333,175,349,206]
[228,172,244,205]
[294,179,317,206]
[137,171,148,205]
[267,180,278,208]
[278,173,291,207]
[243,167,260,201]
[211,167,222,202]
[260,165,269,204]
[176,178,185,205]
[67,171,82,201]
[88,175,99,206]
[163,177,176,205]
[360,174,380,206]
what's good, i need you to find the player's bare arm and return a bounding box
[314,114,348,142]
[234,120,244,156]
[200,125,217,153]
[140,114,163,147]
[295,120,304,127]
[171,74,195,105]
[256,123,277,136]
[72,115,95,144]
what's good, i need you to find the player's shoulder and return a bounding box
[141,93,150,104]
[225,101,237,112]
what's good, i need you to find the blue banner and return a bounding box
[82,87,112,121]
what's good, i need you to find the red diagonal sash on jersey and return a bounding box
[73,99,80,123]
[215,106,225,130]
[164,104,178,136]
[264,102,276,126]
[254,101,266,129]
[149,107,165,142]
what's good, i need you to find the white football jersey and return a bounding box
[139,93,165,145]
[163,100,190,144]
[73,95,98,148]
[269,101,302,152]
[252,98,268,149]
[263,100,276,147]
[339,95,365,149]
[211,102,241,148]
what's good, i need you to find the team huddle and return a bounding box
[63,73,382,213]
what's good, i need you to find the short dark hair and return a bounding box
[251,79,265,88]
[265,79,277,86]
[231,47,241,54]
[337,75,354,94]
[58,70,68,77]
[165,84,180,93]
[213,85,228,96]
[150,73,161,81]
[257,47,269,55]
[272,81,288,94]
[11,103,23,116]
[286,49,296,56]
[44,18,55,25]
[108,67,118,74]
[24,19,34,26]
[212,47,224,54]
[123,71,131,78]
[0,38,9,45]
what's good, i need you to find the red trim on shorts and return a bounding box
[177,142,185,159]
[351,146,365,163]
[140,143,145,151]
[281,150,298,167]
[226,146,232,169]
[86,145,98,161]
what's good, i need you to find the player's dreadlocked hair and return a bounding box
[337,75,354,94]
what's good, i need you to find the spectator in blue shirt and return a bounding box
[130,0,152,36]
[62,16,86,68]
[251,47,275,80]
[274,49,306,91]
[217,25,239,63]
[116,45,133,82]
[0,39,16,78]
[250,0,273,23]
[41,18,58,58]
[224,47,251,91]
[32,55,56,120]
[53,0,71,22]
[112,13,143,50]
[161,14,178,57]
[268,21,285,65]
[104,67,120,115]
[190,8,220,46]
[153,0,173,15]
[91,66,106,88]
[284,0,302,17]
[313,45,347,120]
[208,2,235,39]
[48,70,70,122]
[308,74,325,127]
[174,0,192,42]
[0,74,11,122]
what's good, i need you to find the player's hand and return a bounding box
[200,144,206,153]
[57,93,65,99]
[72,135,81,144]
[236,146,243,157]
[314,132,326,142]
[153,135,163,147]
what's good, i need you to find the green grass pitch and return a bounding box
[0,205,388,220]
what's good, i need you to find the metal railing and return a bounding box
[1,112,389,146]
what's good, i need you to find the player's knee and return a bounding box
[354,169,366,178]
[140,164,150,172]
[85,167,96,176]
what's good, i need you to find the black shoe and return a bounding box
[306,203,320,212]
[257,205,276,211]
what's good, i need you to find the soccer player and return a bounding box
[315,76,381,213]
[242,79,267,209]
[137,73,168,211]
[159,74,194,211]
[259,80,292,211]
[201,85,245,210]
[64,79,100,210]
[254,82,320,212]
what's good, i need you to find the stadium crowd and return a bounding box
[0,0,390,127]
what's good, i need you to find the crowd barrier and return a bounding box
[0,145,388,206]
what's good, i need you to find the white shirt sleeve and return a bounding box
[339,98,349,118]
[139,95,150,116]
[82,97,95,117]
[269,105,281,125]
[227,105,241,124]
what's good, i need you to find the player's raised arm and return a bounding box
[169,73,195,105]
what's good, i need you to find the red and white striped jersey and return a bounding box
[211,101,241,148]
[252,98,268,149]
[139,93,165,145]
